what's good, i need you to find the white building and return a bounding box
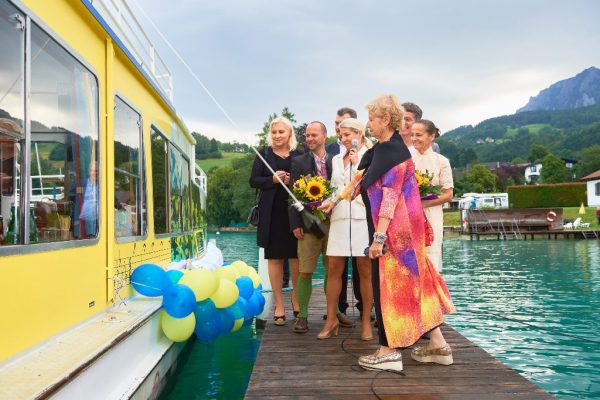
[458,193,509,209]
[581,169,600,207]
[524,158,578,183]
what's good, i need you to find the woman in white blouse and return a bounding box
[411,119,454,272]
[318,118,373,341]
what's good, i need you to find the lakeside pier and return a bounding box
[246,283,551,399]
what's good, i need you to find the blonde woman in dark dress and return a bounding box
[250,117,301,325]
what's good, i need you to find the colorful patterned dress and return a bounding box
[366,157,455,348]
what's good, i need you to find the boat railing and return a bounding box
[87,0,174,101]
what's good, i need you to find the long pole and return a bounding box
[250,146,305,212]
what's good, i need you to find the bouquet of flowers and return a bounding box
[415,169,442,200]
[291,175,334,220]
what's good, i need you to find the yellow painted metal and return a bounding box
[0,0,197,362]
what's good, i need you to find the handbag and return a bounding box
[424,214,434,247]
[247,191,260,227]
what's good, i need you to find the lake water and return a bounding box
[159,232,600,400]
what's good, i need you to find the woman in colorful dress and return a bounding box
[318,118,373,341]
[411,119,454,272]
[249,117,301,325]
[357,95,455,372]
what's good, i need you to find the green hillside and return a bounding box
[438,104,600,167]
[196,152,246,172]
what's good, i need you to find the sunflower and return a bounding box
[293,176,307,193]
[305,180,326,201]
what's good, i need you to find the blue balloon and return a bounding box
[162,284,196,318]
[236,276,254,300]
[258,283,263,291]
[243,317,253,327]
[215,308,235,334]
[166,270,184,284]
[246,292,260,317]
[131,264,171,297]
[194,298,217,322]
[227,297,248,320]
[194,318,220,342]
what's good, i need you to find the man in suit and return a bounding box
[289,121,353,332]
[326,107,364,322]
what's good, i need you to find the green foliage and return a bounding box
[440,104,600,163]
[455,164,496,195]
[257,107,297,147]
[528,144,549,163]
[574,144,600,178]
[541,153,568,183]
[508,183,586,208]
[206,166,241,227]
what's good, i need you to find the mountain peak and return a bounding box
[517,66,600,113]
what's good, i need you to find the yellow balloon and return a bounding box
[230,260,249,276]
[247,268,261,288]
[210,279,239,308]
[216,266,239,282]
[231,317,244,332]
[160,310,195,342]
[179,268,219,301]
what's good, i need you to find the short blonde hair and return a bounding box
[268,116,297,150]
[366,95,404,131]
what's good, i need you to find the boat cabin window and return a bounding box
[0,5,99,247]
[0,1,24,245]
[151,128,167,234]
[151,127,192,235]
[114,96,146,238]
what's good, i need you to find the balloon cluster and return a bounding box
[130,260,265,342]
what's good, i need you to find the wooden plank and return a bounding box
[245,282,553,399]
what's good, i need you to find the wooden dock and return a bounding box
[469,229,599,240]
[246,284,552,399]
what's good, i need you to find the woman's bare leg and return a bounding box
[268,259,285,317]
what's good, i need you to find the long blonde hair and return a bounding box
[267,117,297,150]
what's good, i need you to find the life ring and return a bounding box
[546,211,557,222]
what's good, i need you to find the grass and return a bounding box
[196,152,247,172]
[443,206,599,229]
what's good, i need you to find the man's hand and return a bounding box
[293,227,304,240]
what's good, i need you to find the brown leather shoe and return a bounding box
[293,317,308,334]
[337,312,355,328]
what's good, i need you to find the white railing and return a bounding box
[87,0,174,101]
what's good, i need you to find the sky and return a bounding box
[129,0,600,144]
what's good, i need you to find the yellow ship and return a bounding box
[0,0,207,398]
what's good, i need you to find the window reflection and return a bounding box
[151,129,167,234]
[114,97,145,238]
[0,2,24,245]
[28,22,99,243]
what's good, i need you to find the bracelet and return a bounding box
[373,231,387,244]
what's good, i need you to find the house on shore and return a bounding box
[581,169,600,207]
[524,157,578,183]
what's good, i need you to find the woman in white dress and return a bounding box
[411,119,454,272]
[318,118,373,341]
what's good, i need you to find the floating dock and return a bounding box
[246,283,552,399]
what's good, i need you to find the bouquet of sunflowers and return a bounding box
[291,175,333,220]
[415,169,442,200]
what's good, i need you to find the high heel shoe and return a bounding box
[317,321,339,339]
[361,333,374,341]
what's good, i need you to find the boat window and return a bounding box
[169,145,191,233]
[192,183,203,229]
[151,128,167,234]
[114,96,146,238]
[28,22,99,243]
[596,182,600,196]
[0,1,24,245]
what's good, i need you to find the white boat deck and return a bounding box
[0,298,166,399]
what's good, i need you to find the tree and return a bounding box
[457,164,496,194]
[574,144,600,178]
[528,144,549,163]
[460,148,478,167]
[206,165,240,227]
[257,107,297,147]
[540,153,568,183]
[495,164,525,191]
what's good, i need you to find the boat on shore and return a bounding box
[0,0,206,398]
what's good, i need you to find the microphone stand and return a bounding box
[251,146,326,238]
